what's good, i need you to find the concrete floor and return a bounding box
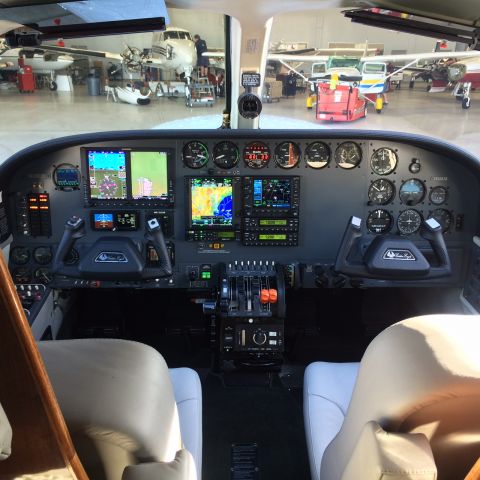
[0,83,479,165]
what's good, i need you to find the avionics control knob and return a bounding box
[253,331,267,346]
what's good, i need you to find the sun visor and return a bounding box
[0,0,168,43]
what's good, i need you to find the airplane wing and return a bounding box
[40,44,124,62]
[360,50,480,63]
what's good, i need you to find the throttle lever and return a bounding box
[145,218,172,276]
[53,216,85,272]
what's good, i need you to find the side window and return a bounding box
[363,63,386,74]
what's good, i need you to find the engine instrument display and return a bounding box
[334,142,362,169]
[91,211,139,231]
[213,141,239,169]
[370,148,398,175]
[53,163,80,189]
[183,141,209,169]
[428,208,452,232]
[253,178,291,208]
[305,142,330,169]
[274,142,300,169]
[429,186,448,205]
[130,151,169,200]
[368,179,395,205]
[189,177,233,227]
[397,209,422,235]
[367,209,393,234]
[399,179,426,205]
[244,142,271,169]
[87,150,127,200]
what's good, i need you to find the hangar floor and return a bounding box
[0,83,479,164]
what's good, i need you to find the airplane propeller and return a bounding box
[121,46,145,73]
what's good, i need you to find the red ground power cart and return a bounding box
[17,59,35,94]
[316,82,367,122]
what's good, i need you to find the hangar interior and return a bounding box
[0,7,479,163]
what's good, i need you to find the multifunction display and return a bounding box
[83,148,174,206]
[253,178,292,208]
[243,176,300,246]
[186,177,241,242]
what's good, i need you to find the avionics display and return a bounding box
[91,211,139,231]
[189,177,233,226]
[253,178,291,208]
[130,151,169,200]
[88,151,127,200]
[84,148,174,205]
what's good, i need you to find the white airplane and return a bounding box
[41,27,220,80]
[267,48,480,109]
[0,39,74,90]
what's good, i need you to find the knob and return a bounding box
[253,331,267,346]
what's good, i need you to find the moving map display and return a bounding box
[253,178,291,208]
[88,151,127,200]
[190,177,233,226]
[131,151,169,200]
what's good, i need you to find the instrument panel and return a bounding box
[2,130,479,291]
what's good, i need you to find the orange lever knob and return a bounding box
[269,289,278,303]
[260,289,270,304]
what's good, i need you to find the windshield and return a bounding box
[1,5,480,164]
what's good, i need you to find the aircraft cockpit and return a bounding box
[1,1,480,480]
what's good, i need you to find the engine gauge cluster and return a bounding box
[213,141,239,169]
[274,141,300,169]
[183,141,209,169]
[305,142,330,169]
[334,142,362,169]
[244,142,271,169]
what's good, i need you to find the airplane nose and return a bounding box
[448,63,466,82]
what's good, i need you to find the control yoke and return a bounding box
[334,216,451,280]
[53,215,172,280]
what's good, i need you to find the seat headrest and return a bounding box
[0,402,12,461]
[322,314,480,480]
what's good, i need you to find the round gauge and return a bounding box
[33,246,52,265]
[53,163,81,189]
[65,248,80,266]
[428,209,453,233]
[397,209,422,235]
[34,268,53,285]
[370,148,398,175]
[182,141,209,169]
[213,141,239,169]
[367,209,393,234]
[305,142,330,169]
[12,267,31,284]
[334,142,362,169]
[243,142,271,169]
[11,246,30,265]
[274,141,300,169]
[368,179,395,205]
[429,186,448,205]
[399,179,426,205]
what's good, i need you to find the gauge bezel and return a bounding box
[305,141,331,169]
[243,141,271,169]
[34,267,53,285]
[366,209,393,234]
[182,141,209,169]
[397,209,423,235]
[11,246,30,265]
[274,141,301,169]
[334,141,362,170]
[399,178,426,206]
[12,267,32,283]
[33,246,53,265]
[213,141,240,170]
[370,147,398,175]
[368,179,395,205]
[429,186,448,205]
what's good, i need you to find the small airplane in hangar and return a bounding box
[0,38,74,90]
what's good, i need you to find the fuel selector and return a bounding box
[253,329,267,346]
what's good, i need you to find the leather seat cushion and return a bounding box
[304,362,359,480]
[169,368,202,478]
